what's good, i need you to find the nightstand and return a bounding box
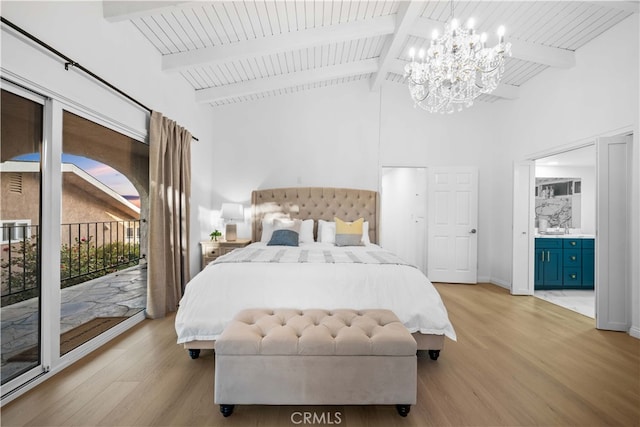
[200,239,251,270]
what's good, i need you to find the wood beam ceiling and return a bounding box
[195,58,379,104]
[103,1,590,104]
[370,0,424,91]
[161,15,396,72]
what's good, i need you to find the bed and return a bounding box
[175,187,456,359]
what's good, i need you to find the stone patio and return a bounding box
[1,264,146,382]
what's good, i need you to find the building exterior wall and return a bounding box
[1,171,139,248]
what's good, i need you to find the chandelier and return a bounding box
[404,6,511,114]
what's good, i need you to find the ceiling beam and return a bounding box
[370,1,424,91]
[389,59,519,100]
[587,1,640,14]
[410,17,575,69]
[163,15,395,73]
[195,59,379,104]
[508,39,575,69]
[103,1,191,23]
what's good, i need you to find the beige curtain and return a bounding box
[147,111,192,319]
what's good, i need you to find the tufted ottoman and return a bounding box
[214,308,417,417]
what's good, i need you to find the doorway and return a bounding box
[512,133,632,331]
[380,167,427,274]
[533,145,595,318]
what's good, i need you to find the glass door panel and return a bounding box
[1,89,43,386]
[59,111,147,355]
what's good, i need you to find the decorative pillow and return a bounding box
[267,229,299,246]
[334,217,364,246]
[318,219,370,245]
[260,215,290,243]
[318,219,336,244]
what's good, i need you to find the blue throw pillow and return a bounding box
[267,229,299,246]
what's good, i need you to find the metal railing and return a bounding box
[1,224,40,306]
[1,220,141,306]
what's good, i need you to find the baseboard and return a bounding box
[489,277,511,290]
[629,326,640,340]
[478,276,511,290]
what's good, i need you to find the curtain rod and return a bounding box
[0,16,199,142]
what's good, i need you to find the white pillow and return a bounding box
[318,219,336,244]
[273,218,301,232]
[299,219,314,244]
[260,215,290,243]
[318,219,371,245]
[362,221,371,245]
[260,219,275,243]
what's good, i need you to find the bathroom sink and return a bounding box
[540,231,565,235]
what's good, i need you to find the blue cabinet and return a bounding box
[535,239,563,288]
[535,238,594,290]
[562,239,582,289]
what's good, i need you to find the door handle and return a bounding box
[546,251,550,262]
[470,229,477,234]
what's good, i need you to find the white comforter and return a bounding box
[175,242,456,343]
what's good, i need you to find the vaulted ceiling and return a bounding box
[103,1,638,108]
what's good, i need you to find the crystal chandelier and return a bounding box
[404,5,511,114]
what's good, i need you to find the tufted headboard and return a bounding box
[251,187,379,244]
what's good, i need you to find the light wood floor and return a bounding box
[2,283,639,426]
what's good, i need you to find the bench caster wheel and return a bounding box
[220,404,235,417]
[396,404,410,417]
[188,349,201,359]
[428,350,440,360]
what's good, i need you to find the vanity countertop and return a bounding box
[535,234,595,239]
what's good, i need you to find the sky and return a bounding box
[14,153,139,206]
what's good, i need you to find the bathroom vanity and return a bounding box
[534,236,595,290]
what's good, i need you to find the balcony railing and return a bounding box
[1,220,141,306]
[1,224,39,306]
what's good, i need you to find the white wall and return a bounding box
[208,80,381,238]
[210,78,498,280]
[0,1,216,276]
[491,14,639,336]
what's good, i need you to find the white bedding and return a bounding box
[175,242,456,344]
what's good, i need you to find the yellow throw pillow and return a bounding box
[334,217,364,246]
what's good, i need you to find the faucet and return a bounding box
[563,221,570,234]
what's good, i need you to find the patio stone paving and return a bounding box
[1,264,146,382]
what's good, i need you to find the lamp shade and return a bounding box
[220,203,244,220]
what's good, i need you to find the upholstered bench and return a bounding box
[214,308,417,417]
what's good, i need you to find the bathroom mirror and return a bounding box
[535,178,581,228]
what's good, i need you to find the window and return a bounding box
[1,220,31,243]
[126,226,140,240]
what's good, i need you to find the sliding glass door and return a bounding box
[1,88,44,388]
[59,111,147,356]
[1,83,148,399]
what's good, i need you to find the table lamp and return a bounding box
[220,203,244,241]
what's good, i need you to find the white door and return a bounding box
[427,167,478,283]
[596,134,631,331]
[511,161,535,295]
[380,167,428,274]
